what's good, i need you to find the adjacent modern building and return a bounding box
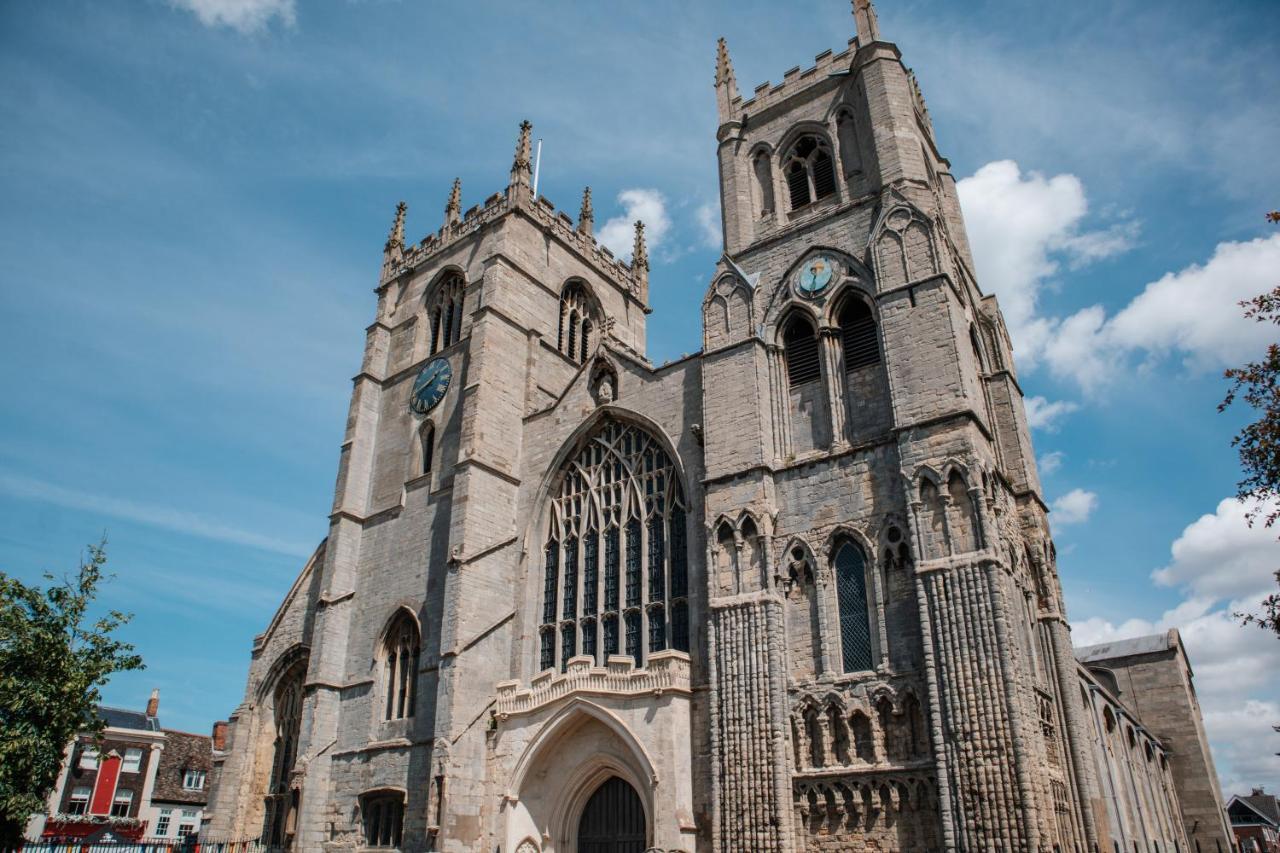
[28,691,213,844]
[204,2,1233,850]
[1230,789,1280,853]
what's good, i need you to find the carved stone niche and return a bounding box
[590,360,618,406]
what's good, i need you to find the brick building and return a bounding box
[204,2,1230,850]
[1230,789,1280,853]
[29,691,213,843]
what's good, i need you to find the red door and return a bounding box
[88,752,121,815]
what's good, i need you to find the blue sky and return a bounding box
[1,0,1277,793]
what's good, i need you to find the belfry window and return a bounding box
[382,612,419,721]
[428,273,464,354]
[541,418,689,671]
[783,135,836,210]
[838,298,880,371]
[783,314,821,387]
[558,281,598,365]
[834,542,874,673]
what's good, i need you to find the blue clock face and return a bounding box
[409,358,452,415]
[797,255,837,297]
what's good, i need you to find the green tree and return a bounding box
[1218,210,1280,636]
[0,542,144,846]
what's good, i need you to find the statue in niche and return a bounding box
[592,367,617,406]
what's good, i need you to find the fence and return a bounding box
[8,841,267,853]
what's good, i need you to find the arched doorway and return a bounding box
[577,776,645,853]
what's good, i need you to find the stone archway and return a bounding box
[577,776,645,853]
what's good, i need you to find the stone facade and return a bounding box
[204,4,1228,851]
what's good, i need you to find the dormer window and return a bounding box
[183,768,206,790]
[783,135,836,210]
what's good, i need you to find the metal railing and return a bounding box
[8,840,266,853]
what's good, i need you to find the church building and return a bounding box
[204,3,1232,851]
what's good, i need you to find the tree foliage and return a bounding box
[0,542,144,845]
[1219,211,1280,635]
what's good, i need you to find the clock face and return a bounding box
[409,358,452,415]
[797,254,837,298]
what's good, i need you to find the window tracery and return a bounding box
[428,273,464,354]
[783,135,837,210]
[541,418,689,671]
[558,281,598,365]
[382,612,419,721]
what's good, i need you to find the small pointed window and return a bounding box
[382,612,420,721]
[783,314,821,387]
[429,273,464,354]
[420,424,435,475]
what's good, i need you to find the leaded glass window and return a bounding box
[834,542,874,673]
[541,418,689,669]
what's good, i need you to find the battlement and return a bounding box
[386,187,645,304]
[730,39,858,118]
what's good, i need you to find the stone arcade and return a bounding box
[205,3,1232,851]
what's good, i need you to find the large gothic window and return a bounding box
[558,281,598,365]
[382,612,419,721]
[541,418,689,671]
[428,273,464,354]
[833,542,874,673]
[263,661,305,849]
[783,135,837,210]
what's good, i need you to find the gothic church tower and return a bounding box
[701,2,1101,850]
[202,3,1146,852]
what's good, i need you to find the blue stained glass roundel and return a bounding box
[409,358,452,415]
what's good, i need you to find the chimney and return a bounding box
[212,721,228,751]
[146,689,159,718]
[1252,786,1266,797]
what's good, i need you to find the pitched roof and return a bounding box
[1238,792,1280,825]
[1074,630,1178,664]
[151,729,213,805]
[96,705,161,732]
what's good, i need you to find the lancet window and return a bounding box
[381,612,419,721]
[428,273,464,354]
[540,418,689,672]
[558,281,598,365]
[783,135,837,210]
[783,314,822,387]
[838,297,880,371]
[834,541,874,673]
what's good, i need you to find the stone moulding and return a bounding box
[494,650,692,719]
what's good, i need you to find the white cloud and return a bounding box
[956,160,1136,364]
[1051,488,1097,526]
[1073,498,1280,794]
[960,159,1280,392]
[1038,450,1065,475]
[0,472,312,557]
[170,0,295,34]
[695,202,722,251]
[1024,396,1079,432]
[597,189,671,263]
[1152,497,1280,602]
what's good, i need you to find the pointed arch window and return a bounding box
[428,273,464,354]
[783,314,821,387]
[838,297,880,371]
[783,135,836,210]
[558,281,599,365]
[262,661,306,849]
[833,541,873,673]
[542,418,689,671]
[382,612,420,721]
